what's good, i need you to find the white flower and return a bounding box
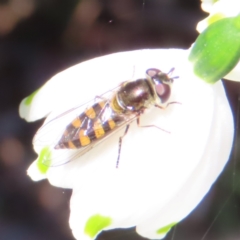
[200,0,216,13]
[197,0,239,32]
[19,49,234,239]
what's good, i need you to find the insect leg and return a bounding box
[143,102,181,132]
[116,124,130,168]
[94,95,107,102]
[136,117,170,133]
[154,101,181,109]
[167,101,182,106]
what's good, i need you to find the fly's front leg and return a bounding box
[147,101,181,132]
[116,124,130,168]
[137,117,170,133]
[154,101,181,110]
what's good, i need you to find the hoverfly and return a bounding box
[34,68,177,167]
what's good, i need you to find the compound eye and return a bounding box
[156,83,171,103]
[155,82,165,96]
[146,68,161,78]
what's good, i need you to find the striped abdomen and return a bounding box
[55,101,123,149]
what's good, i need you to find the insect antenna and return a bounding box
[167,67,175,75]
[167,67,179,81]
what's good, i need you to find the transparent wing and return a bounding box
[33,83,138,167]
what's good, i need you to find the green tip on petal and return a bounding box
[156,222,177,235]
[84,214,112,238]
[189,15,240,83]
[36,146,52,174]
[207,13,225,25]
[24,89,40,106]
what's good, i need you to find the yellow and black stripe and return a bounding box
[55,101,124,149]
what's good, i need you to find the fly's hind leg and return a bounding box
[116,124,130,168]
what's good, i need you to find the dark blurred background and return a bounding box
[0,0,240,239]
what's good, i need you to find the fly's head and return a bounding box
[146,68,177,104]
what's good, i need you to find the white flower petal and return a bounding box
[27,49,187,184]
[30,49,187,187]
[197,0,239,32]
[68,77,233,239]
[20,50,151,122]
[136,82,233,239]
[200,0,216,13]
[24,49,233,239]
[27,160,47,181]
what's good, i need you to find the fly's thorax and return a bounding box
[116,79,155,112]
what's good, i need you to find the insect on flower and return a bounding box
[34,68,177,168]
